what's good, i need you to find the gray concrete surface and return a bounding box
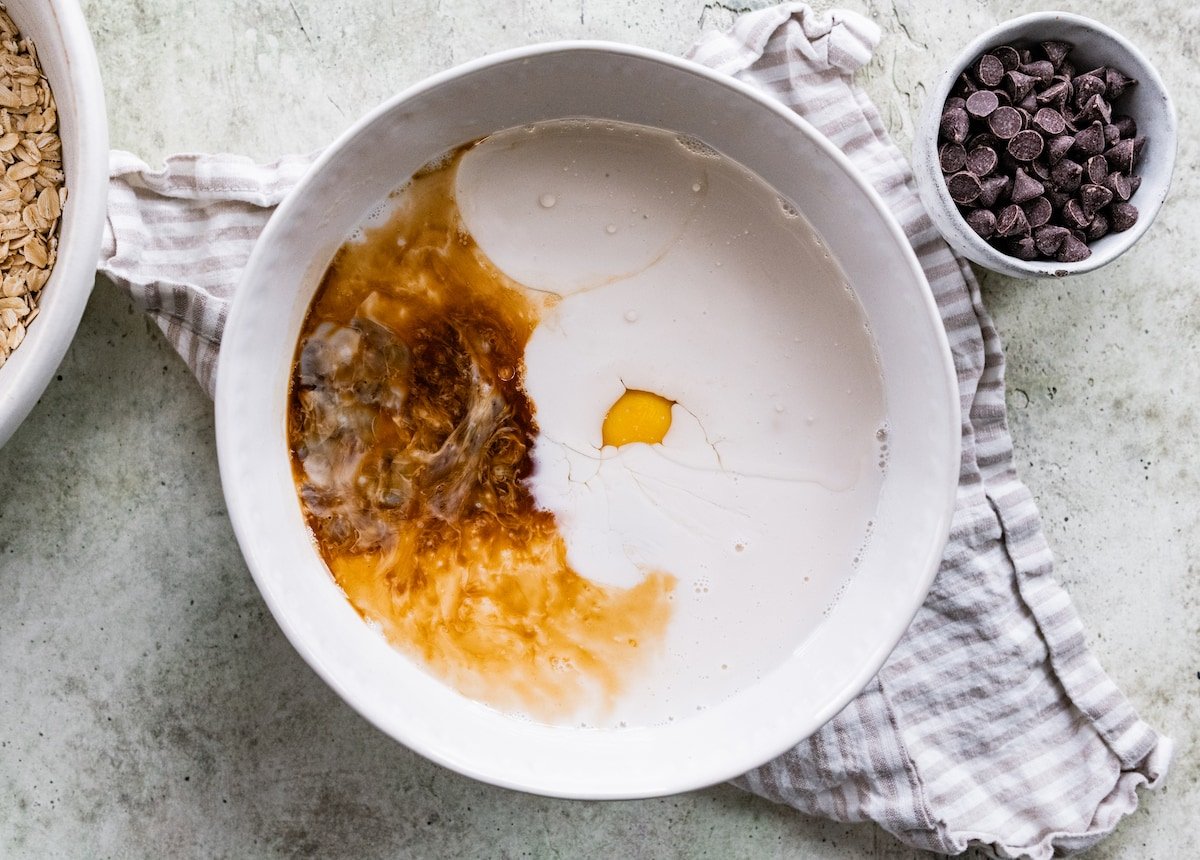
[1,0,1195,856]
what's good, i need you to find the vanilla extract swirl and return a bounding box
[288,146,674,722]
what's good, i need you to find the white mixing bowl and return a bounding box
[0,0,108,448]
[216,42,960,798]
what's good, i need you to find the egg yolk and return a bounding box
[602,389,674,447]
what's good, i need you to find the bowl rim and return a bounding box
[913,10,1178,279]
[216,39,961,797]
[0,0,109,448]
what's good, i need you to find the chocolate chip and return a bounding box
[966,131,998,151]
[1009,235,1039,259]
[944,96,967,113]
[1072,74,1105,109]
[978,174,1011,208]
[940,142,968,173]
[940,107,970,144]
[1046,188,1072,209]
[1104,138,1136,173]
[1029,158,1052,181]
[1084,155,1108,186]
[1085,212,1110,241]
[1103,123,1121,148]
[955,72,978,95]
[947,170,983,204]
[1104,170,1132,201]
[1010,167,1045,203]
[1046,134,1074,164]
[1059,60,1076,81]
[1081,183,1114,217]
[1005,70,1037,102]
[1034,224,1070,254]
[1076,93,1112,126]
[1129,174,1142,195]
[1110,201,1138,232]
[1051,155,1084,190]
[1020,60,1055,84]
[966,145,998,176]
[1063,198,1092,229]
[966,208,997,239]
[1032,107,1066,136]
[994,45,1021,71]
[1132,136,1146,163]
[1056,232,1092,262]
[965,89,1000,118]
[986,106,1023,140]
[1104,67,1136,100]
[1040,40,1072,68]
[1007,129,1044,161]
[1071,121,1106,157]
[1020,48,1034,65]
[1024,196,1053,228]
[996,203,1029,237]
[1037,79,1070,109]
[965,141,997,164]
[1113,114,1137,139]
[975,54,1006,87]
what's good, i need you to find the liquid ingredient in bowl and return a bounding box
[291,120,888,727]
[290,153,675,723]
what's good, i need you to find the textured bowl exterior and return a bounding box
[0,0,109,448]
[912,12,1177,279]
[216,43,960,798]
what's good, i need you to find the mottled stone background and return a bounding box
[0,0,1195,856]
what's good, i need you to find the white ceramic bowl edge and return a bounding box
[0,0,109,449]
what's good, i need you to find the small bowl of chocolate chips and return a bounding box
[913,12,1176,278]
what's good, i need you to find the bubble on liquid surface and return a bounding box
[538,192,557,209]
[675,134,718,158]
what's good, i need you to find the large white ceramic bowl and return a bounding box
[0,0,108,448]
[216,43,960,798]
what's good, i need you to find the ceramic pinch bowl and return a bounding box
[912,12,1177,279]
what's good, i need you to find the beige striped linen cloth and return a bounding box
[96,5,1170,857]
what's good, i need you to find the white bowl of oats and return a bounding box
[0,0,107,449]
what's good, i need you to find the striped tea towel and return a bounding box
[96,5,1171,857]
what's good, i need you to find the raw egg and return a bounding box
[602,389,674,447]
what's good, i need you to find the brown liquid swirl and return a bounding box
[288,147,675,721]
